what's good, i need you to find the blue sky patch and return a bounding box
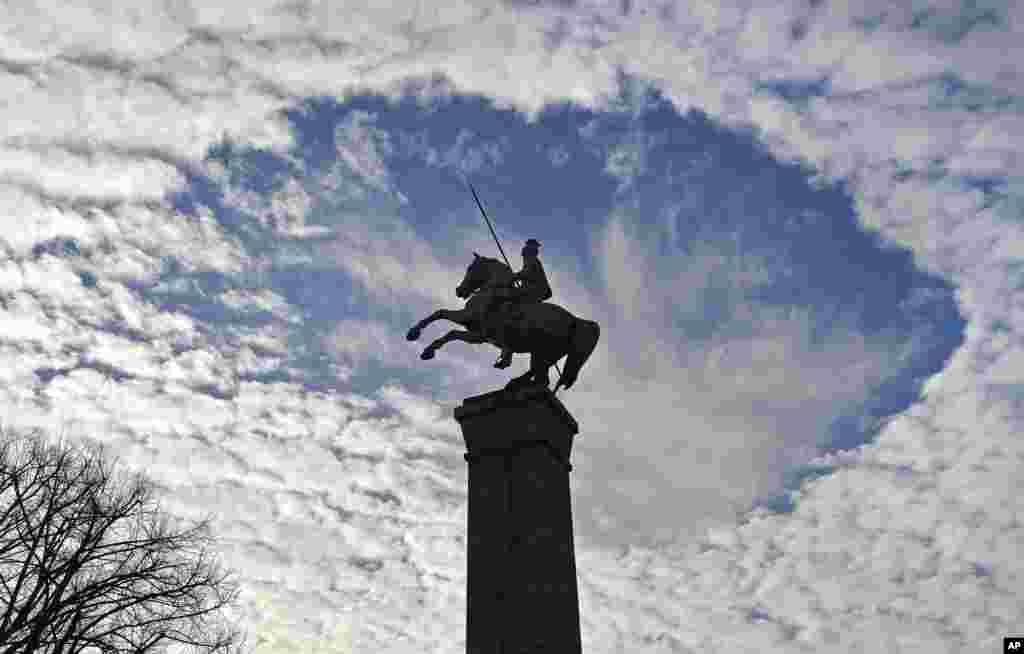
[161,74,965,528]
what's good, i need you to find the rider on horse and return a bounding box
[492,238,552,369]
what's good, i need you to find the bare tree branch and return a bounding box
[0,426,252,654]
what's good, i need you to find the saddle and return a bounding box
[485,286,529,336]
[491,297,524,325]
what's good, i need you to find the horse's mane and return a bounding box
[470,256,514,297]
[477,256,513,276]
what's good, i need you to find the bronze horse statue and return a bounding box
[407,253,600,392]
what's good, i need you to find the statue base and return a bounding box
[454,385,582,654]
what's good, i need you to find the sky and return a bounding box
[0,1,1021,652]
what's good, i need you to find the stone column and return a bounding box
[454,384,583,654]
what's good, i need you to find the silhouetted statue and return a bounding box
[407,245,599,392]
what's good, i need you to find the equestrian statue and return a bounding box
[406,238,600,392]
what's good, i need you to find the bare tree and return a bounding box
[0,426,252,654]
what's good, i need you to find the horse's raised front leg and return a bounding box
[407,308,471,341]
[421,329,487,360]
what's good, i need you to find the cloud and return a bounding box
[562,208,930,547]
[324,319,408,369]
[333,110,395,191]
[0,144,185,203]
[0,0,1021,652]
[457,128,508,173]
[603,132,655,191]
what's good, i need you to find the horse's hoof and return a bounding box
[420,349,435,360]
[407,327,421,341]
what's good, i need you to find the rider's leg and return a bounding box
[494,294,540,368]
[493,293,518,368]
[494,299,514,367]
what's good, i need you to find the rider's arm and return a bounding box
[530,259,553,299]
[509,272,522,289]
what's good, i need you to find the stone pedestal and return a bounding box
[454,384,582,654]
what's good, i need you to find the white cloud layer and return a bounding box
[0,1,1022,652]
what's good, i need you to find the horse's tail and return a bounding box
[555,318,600,392]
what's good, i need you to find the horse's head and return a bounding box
[456,252,509,299]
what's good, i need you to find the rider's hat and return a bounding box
[524,238,541,249]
